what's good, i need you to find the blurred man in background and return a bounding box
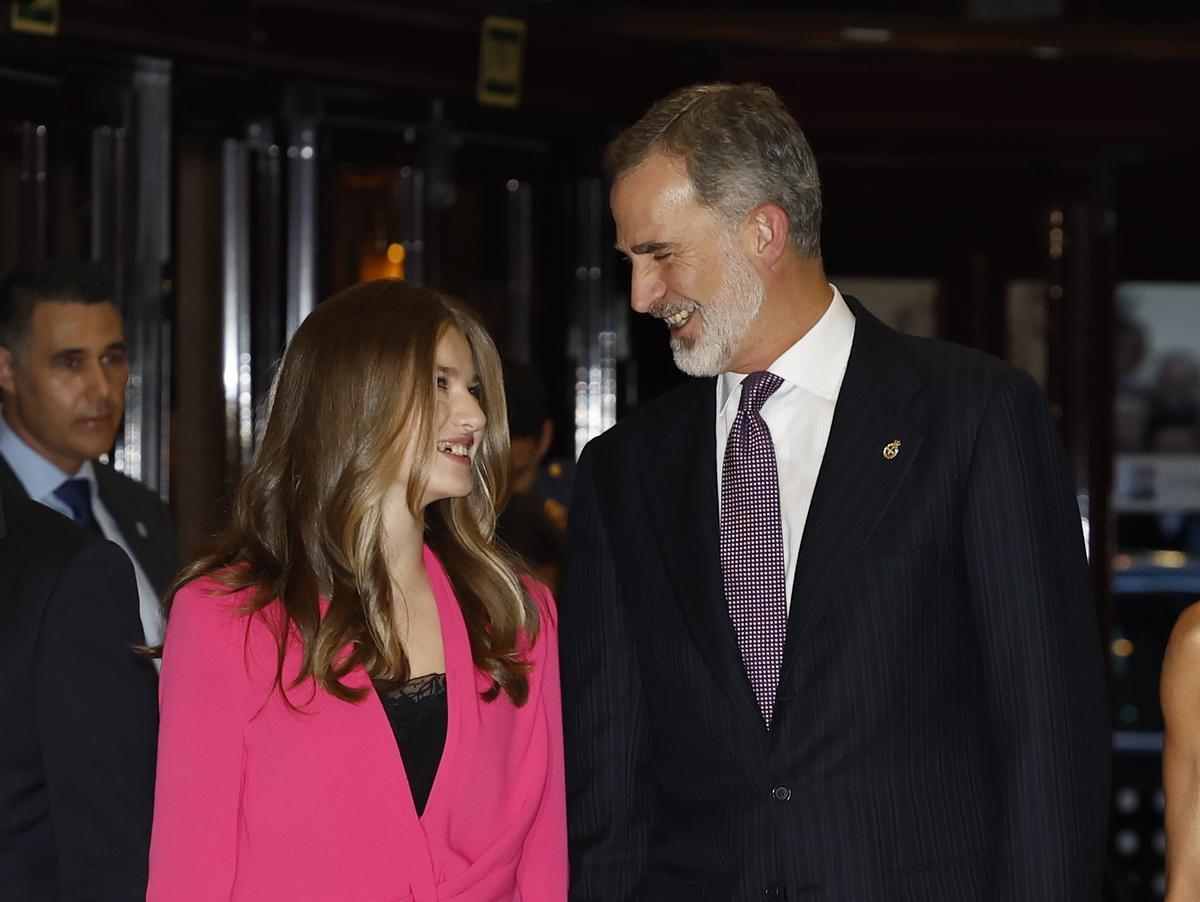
[0,263,180,648]
[497,361,569,596]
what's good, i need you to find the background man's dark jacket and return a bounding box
[0,495,158,901]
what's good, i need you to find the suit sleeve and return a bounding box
[561,445,656,900]
[961,370,1110,901]
[147,584,250,900]
[35,537,158,902]
[516,583,569,900]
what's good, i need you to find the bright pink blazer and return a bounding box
[147,546,566,902]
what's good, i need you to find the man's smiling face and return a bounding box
[611,151,765,377]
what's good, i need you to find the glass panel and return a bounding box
[829,276,938,338]
[1006,279,1049,392]
[1113,282,1200,555]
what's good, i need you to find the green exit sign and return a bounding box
[478,16,526,109]
[11,0,60,36]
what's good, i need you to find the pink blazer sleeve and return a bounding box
[147,581,253,901]
[515,582,569,900]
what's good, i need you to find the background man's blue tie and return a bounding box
[53,478,101,533]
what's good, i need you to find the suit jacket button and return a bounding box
[771,785,792,801]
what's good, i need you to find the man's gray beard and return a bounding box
[670,254,764,378]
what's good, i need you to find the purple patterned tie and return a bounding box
[720,370,786,727]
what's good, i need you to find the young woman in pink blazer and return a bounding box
[147,280,566,901]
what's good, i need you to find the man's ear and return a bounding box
[0,346,17,397]
[741,204,791,271]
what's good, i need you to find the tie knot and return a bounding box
[53,478,98,531]
[738,371,783,414]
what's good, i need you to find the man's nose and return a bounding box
[81,359,112,400]
[629,266,666,314]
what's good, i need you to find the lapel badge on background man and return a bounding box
[882,439,902,460]
[136,521,149,539]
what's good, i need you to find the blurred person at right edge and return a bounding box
[561,81,1110,901]
[146,280,565,901]
[1160,605,1200,900]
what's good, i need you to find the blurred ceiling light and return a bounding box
[1151,550,1187,568]
[360,242,405,282]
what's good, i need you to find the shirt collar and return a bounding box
[717,284,856,418]
[0,416,95,503]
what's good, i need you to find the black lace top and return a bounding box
[374,673,448,817]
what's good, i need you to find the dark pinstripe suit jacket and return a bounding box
[561,297,1111,901]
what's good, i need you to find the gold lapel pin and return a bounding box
[882,439,902,460]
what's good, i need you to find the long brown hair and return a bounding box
[165,279,538,706]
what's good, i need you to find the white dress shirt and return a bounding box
[0,418,165,649]
[716,285,856,609]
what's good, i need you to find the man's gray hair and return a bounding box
[605,82,822,260]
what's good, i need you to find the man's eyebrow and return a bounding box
[627,241,675,256]
[50,341,126,356]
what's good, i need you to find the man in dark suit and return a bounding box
[0,263,180,650]
[561,83,1110,901]
[0,493,158,900]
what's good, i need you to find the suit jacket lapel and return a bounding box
[639,378,762,725]
[95,465,137,537]
[0,455,30,500]
[94,465,171,596]
[781,299,927,672]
